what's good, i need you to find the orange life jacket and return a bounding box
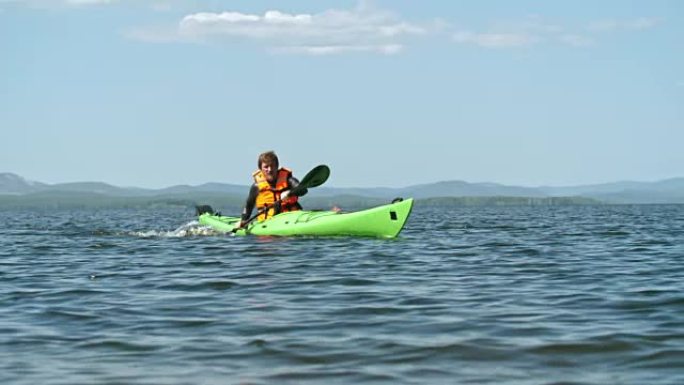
[253,167,300,221]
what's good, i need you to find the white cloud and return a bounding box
[452,16,579,49]
[122,5,663,54]
[170,4,425,55]
[588,17,661,32]
[451,15,660,49]
[274,44,403,56]
[453,31,537,48]
[491,16,564,35]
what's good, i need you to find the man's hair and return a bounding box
[258,151,279,169]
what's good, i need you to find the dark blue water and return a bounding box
[1,205,683,384]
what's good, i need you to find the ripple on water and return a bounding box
[1,205,684,385]
[75,339,160,353]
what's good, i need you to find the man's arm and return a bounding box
[240,184,259,222]
[288,176,307,196]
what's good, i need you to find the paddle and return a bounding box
[233,164,330,232]
[290,164,330,195]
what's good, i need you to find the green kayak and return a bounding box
[198,198,413,238]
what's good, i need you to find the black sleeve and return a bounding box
[241,184,259,221]
[289,176,307,196]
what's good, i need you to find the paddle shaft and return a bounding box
[241,196,287,226]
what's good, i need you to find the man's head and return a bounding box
[258,151,279,182]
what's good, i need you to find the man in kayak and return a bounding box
[235,151,306,229]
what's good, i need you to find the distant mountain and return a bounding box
[400,180,546,198]
[0,173,248,198]
[538,178,684,203]
[315,181,544,199]
[42,182,137,196]
[316,178,684,203]
[541,180,668,196]
[2,172,684,204]
[155,182,246,196]
[0,173,47,194]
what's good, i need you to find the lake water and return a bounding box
[1,204,683,384]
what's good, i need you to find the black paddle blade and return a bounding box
[292,165,330,195]
[300,165,330,188]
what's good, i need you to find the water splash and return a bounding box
[131,220,222,238]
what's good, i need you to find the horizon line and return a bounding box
[2,171,683,191]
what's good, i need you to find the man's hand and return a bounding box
[280,190,291,201]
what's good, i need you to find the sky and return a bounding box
[1,0,682,188]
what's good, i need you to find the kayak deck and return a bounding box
[198,198,413,238]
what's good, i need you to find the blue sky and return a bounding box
[1,0,682,188]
